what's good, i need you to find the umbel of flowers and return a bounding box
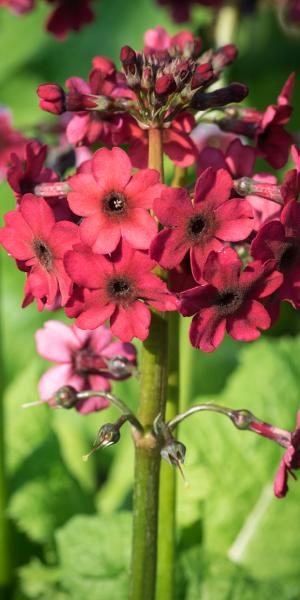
[0,24,299,600]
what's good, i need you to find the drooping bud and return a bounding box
[82,419,125,461]
[53,385,78,409]
[37,84,66,114]
[161,439,186,479]
[155,74,177,96]
[191,82,248,110]
[106,355,138,379]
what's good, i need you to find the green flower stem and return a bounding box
[0,257,12,595]
[156,311,180,600]
[130,127,169,600]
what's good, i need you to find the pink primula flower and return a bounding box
[251,200,300,309]
[127,113,198,169]
[144,26,195,54]
[45,0,95,40]
[197,138,256,179]
[0,194,79,309]
[274,411,300,498]
[178,247,283,352]
[7,140,58,201]
[150,167,253,280]
[64,240,177,342]
[67,147,163,253]
[36,320,136,414]
[0,108,27,181]
[66,59,132,147]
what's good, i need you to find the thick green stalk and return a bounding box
[0,255,12,596]
[129,128,169,600]
[156,311,179,600]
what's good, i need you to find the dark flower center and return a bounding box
[72,345,106,376]
[33,239,52,271]
[278,241,299,273]
[216,288,243,315]
[103,191,126,215]
[107,276,134,304]
[187,215,206,238]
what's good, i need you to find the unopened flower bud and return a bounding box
[231,409,254,430]
[234,177,283,203]
[161,439,186,467]
[191,82,248,110]
[190,63,214,90]
[107,355,137,379]
[37,84,66,114]
[212,44,238,73]
[82,422,122,461]
[141,66,153,90]
[120,45,137,74]
[155,74,177,96]
[53,385,78,409]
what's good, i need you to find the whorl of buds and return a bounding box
[191,82,249,110]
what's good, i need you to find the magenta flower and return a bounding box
[274,412,300,498]
[0,108,27,181]
[7,141,58,201]
[197,138,256,179]
[178,247,283,352]
[150,167,253,280]
[0,194,79,309]
[67,147,163,253]
[64,241,177,342]
[127,113,198,169]
[281,144,300,204]
[143,26,196,54]
[0,0,33,14]
[45,0,95,40]
[65,59,132,147]
[36,320,136,414]
[251,200,300,308]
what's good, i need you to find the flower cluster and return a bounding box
[0,23,299,463]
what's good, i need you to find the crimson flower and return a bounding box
[0,194,79,309]
[281,144,300,203]
[127,113,198,169]
[67,147,163,253]
[178,247,283,352]
[0,0,33,14]
[64,241,177,342]
[150,167,253,280]
[36,320,136,414]
[45,0,94,40]
[65,59,132,147]
[251,200,300,308]
[197,138,255,179]
[7,141,58,201]
[0,108,27,181]
[274,411,300,498]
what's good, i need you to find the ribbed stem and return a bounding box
[156,311,179,600]
[129,128,169,600]
[0,256,12,596]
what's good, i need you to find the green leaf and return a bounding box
[177,336,300,585]
[19,559,70,600]
[5,360,49,474]
[56,512,131,600]
[8,433,94,544]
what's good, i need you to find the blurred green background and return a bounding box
[1,1,300,598]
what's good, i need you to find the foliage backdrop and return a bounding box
[1,1,300,598]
